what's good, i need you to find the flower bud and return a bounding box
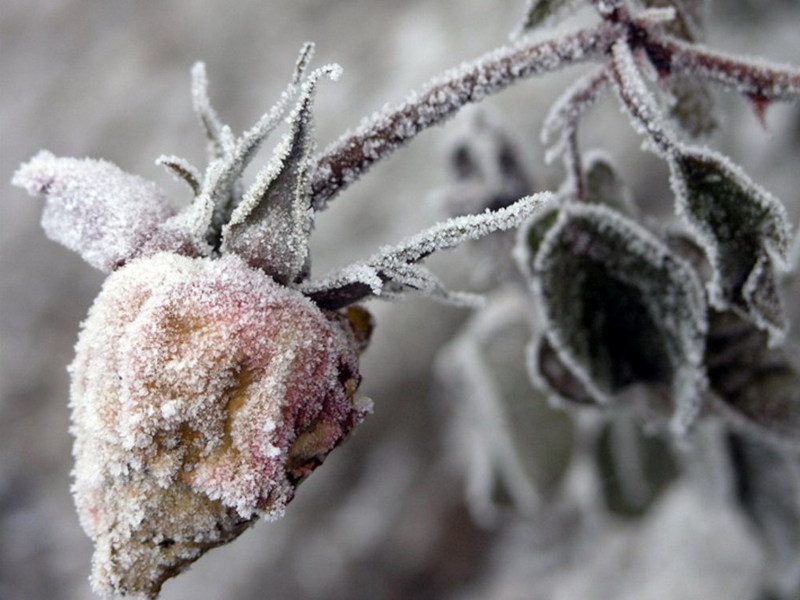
[69,252,370,598]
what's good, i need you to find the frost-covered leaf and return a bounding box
[516,203,560,272]
[222,65,339,283]
[156,154,202,196]
[728,433,800,597]
[525,203,708,433]
[191,61,235,161]
[595,415,679,517]
[582,151,636,214]
[706,311,800,449]
[12,151,179,272]
[666,76,717,138]
[609,39,676,154]
[670,146,790,343]
[435,290,573,524]
[518,0,582,33]
[303,193,552,309]
[541,67,608,171]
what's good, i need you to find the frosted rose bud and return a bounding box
[69,252,370,598]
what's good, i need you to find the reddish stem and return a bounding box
[310,22,622,210]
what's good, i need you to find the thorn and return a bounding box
[747,93,770,127]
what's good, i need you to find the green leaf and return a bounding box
[531,203,707,432]
[519,0,580,32]
[583,151,636,214]
[670,146,790,343]
[707,311,800,449]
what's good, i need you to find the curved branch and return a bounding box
[310,21,622,211]
[648,35,800,101]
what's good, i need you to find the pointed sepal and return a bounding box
[221,64,341,284]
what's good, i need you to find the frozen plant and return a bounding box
[10,0,800,598]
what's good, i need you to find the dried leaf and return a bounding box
[526,203,707,432]
[12,151,178,272]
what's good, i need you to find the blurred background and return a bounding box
[2,1,800,599]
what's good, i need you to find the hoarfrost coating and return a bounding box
[70,252,368,598]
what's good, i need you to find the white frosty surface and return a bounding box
[12,151,179,272]
[223,65,340,282]
[69,252,366,598]
[4,2,800,600]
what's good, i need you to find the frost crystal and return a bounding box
[70,252,368,598]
